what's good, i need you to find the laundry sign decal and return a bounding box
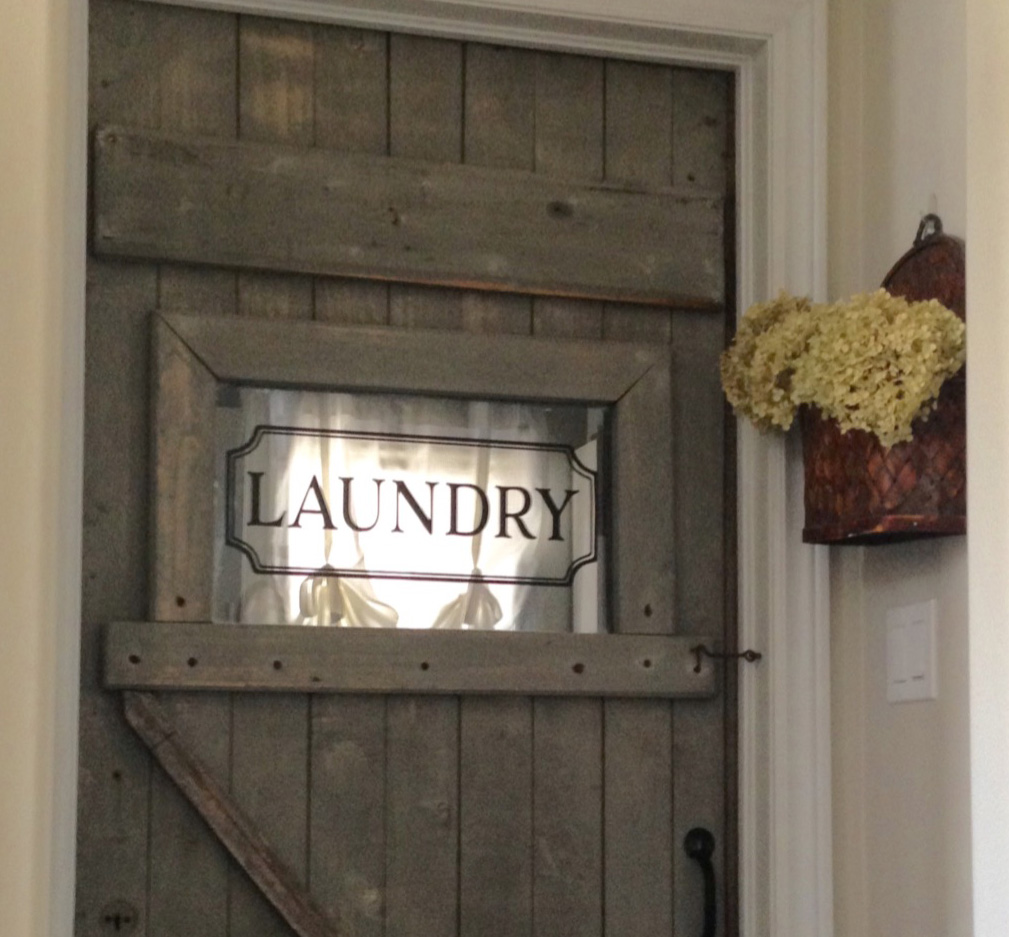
[225,425,598,586]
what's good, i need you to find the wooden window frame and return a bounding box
[106,310,717,699]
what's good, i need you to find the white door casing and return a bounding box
[54,1,832,935]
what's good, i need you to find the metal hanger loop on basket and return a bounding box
[914,212,943,246]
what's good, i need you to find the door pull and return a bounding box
[684,827,716,937]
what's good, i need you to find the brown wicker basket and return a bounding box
[801,215,966,544]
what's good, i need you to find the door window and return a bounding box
[213,386,608,631]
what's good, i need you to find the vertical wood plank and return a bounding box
[239,17,315,146]
[89,21,223,927]
[610,362,676,633]
[315,277,388,326]
[89,0,160,132]
[143,6,238,316]
[310,698,386,936]
[315,26,388,155]
[159,266,237,316]
[534,53,604,181]
[384,35,463,937]
[672,68,731,192]
[461,43,534,336]
[148,696,232,937]
[149,318,230,937]
[389,285,463,331]
[601,57,676,621]
[464,43,535,170]
[90,0,240,312]
[87,16,236,932]
[238,16,315,319]
[459,698,533,937]
[671,699,724,937]
[75,690,153,937]
[150,5,236,310]
[604,61,673,187]
[310,27,390,937]
[389,34,463,162]
[81,259,157,629]
[669,68,732,937]
[667,307,728,937]
[89,0,235,135]
[601,55,677,937]
[231,20,314,937]
[315,25,390,326]
[603,60,674,335]
[235,14,316,287]
[77,255,157,937]
[229,694,311,937]
[533,699,603,937]
[604,701,674,937]
[528,50,606,937]
[670,312,726,641]
[532,52,604,339]
[386,698,459,937]
[98,11,244,935]
[237,273,314,320]
[460,292,531,334]
[388,34,464,329]
[458,44,535,937]
[149,309,217,621]
[532,300,603,340]
[603,307,671,342]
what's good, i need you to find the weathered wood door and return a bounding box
[78,2,736,936]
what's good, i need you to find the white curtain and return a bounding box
[221,388,585,632]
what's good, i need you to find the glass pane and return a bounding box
[213,386,608,632]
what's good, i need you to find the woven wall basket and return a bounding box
[802,215,966,545]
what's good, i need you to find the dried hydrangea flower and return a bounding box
[720,288,965,448]
[719,292,815,431]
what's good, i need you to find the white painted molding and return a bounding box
[9,0,88,933]
[90,2,832,935]
[151,0,803,53]
[755,6,834,937]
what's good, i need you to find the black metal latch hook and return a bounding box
[690,644,763,673]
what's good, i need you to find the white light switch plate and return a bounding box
[886,600,937,703]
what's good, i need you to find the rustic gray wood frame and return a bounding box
[92,125,725,307]
[139,310,704,694]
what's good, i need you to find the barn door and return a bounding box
[78,4,737,937]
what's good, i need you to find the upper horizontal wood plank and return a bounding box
[93,125,724,307]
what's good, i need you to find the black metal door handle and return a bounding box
[684,827,716,937]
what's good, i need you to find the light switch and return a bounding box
[886,600,937,703]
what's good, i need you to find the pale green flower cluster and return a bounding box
[720,288,965,448]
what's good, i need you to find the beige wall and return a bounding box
[965,3,1009,933]
[0,0,86,934]
[828,1,972,935]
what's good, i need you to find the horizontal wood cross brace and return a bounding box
[105,622,717,697]
[92,125,725,307]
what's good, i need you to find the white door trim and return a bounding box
[66,2,832,934]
